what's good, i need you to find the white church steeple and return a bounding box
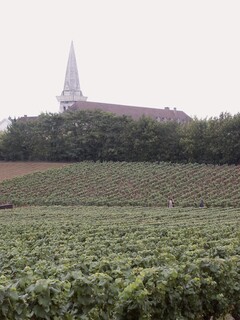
[57,41,87,112]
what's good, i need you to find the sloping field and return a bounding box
[0,161,240,207]
[0,161,70,182]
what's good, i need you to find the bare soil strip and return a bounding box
[0,162,71,182]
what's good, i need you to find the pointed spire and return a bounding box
[63,41,81,95]
[57,41,87,112]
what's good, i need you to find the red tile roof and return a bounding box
[70,101,191,122]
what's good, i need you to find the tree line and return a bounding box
[0,110,240,165]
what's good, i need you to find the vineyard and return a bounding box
[1,161,240,319]
[0,161,240,207]
[0,206,239,319]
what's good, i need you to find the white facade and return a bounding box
[0,118,11,131]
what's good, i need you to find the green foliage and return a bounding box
[179,112,240,165]
[179,118,208,163]
[0,131,5,159]
[0,119,36,160]
[0,206,240,319]
[2,110,240,164]
[0,111,184,163]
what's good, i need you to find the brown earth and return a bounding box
[0,161,71,182]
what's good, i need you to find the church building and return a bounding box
[57,42,191,123]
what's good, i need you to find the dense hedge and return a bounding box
[1,110,240,164]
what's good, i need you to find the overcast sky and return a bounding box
[0,0,240,121]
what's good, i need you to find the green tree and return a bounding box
[219,113,240,164]
[155,121,183,162]
[124,116,160,161]
[61,110,132,162]
[179,118,208,163]
[1,119,36,160]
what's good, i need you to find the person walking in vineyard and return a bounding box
[199,199,204,208]
[168,197,173,208]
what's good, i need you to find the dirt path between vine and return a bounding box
[0,161,71,182]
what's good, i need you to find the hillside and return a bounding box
[0,161,70,182]
[0,161,240,207]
